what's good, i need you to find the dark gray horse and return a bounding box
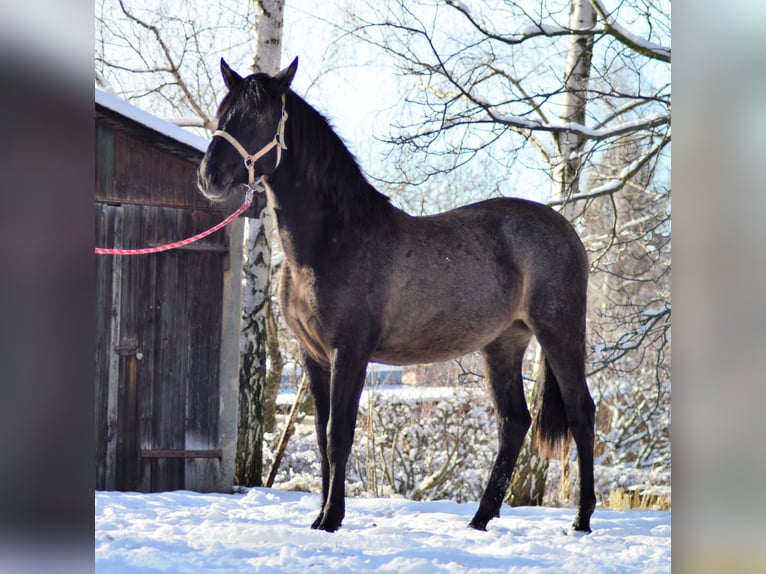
[198,58,596,534]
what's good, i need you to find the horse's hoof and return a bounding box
[315,510,343,532]
[569,523,592,535]
[317,519,341,533]
[468,519,488,532]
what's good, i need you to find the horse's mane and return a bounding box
[282,90,393,226]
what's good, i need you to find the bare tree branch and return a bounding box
[548,131,670,206]
[115,0,213,129]
[589,0,671,63]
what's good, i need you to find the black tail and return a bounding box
[533,357,570,457]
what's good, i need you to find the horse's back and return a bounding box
[402,197,587,284]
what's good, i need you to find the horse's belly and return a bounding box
[373,308,514,366]
[371,345,482,366]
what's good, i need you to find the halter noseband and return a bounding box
[212,94,288,191]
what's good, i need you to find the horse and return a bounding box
[198,57,596,534]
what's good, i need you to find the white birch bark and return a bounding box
[551,0,597,200]
[235,0,284,487]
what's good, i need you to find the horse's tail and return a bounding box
[533,357,570,457]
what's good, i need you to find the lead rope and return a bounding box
[94,189,254,255]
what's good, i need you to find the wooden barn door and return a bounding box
[96,203,228,492]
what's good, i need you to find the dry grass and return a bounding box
[606,486,671,511]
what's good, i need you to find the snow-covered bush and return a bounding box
[350,385,496,502]
[265,370,671,508]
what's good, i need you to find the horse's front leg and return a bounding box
[302,354,331,530]
[315,346,368,533]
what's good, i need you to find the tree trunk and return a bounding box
[250,0,285,75]
[551,0,597,200]
[507,0,596,506]
[234,0,284,487]
[506,347,549,506]
[263,289,283,433]
[236,217,271,486]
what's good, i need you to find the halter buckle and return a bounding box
[244,177,266,197]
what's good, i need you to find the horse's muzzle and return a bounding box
[197,159,232,203]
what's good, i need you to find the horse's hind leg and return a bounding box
[469,328,532,531]
[537,334,596,533]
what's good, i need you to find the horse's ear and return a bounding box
[271,57,298,94]
[220,58,243,90]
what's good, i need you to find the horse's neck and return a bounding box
[265,172,338,268]
[265,106,397,265]
[267,170,399,273]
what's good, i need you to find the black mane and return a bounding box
[280,89,393,226]
[217,72,271,121]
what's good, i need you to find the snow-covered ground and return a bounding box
[95,488,670,573]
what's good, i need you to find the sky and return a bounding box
[278,0,552,205]
[281,1,403,142]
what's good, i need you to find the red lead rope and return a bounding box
[95,191,253,255]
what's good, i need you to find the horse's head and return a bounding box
[198,57,298,203]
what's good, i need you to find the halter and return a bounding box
[212,94,288,191]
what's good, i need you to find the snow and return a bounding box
[516,23,571,37]
[95,88,210,153]
[445,0,471,15]
[96,488,670,573]
[517,114,669,141]
[276,384,482,408]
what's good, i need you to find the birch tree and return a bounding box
[236,0,285,486]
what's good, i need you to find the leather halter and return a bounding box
[212,94,288,189]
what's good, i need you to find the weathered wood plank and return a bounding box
[114,354,139,490]
[96,117,220,212]
[95,124,115,200]
[150,208,186,491]
[183,217,226,491]
[95,203,123,490]
[141,449,223,459]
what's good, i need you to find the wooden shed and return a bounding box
[95,89,245,493]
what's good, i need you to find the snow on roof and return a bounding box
[95,88,210,154]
